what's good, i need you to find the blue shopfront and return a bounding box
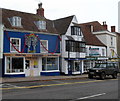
[3,30,61,77]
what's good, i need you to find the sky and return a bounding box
[0,0,119,31]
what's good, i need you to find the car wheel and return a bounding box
[100,72,106,80]
[112,72,117,79]
[88,74,93,79]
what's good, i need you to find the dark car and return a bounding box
[88,62,119,80]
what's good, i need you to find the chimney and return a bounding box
[36,3,44,17]
[111,26,116,32]
[102,21,108,30]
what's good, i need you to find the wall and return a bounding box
[118,1,120,33]
[0,23,4,77]
[95,32,117,58]
[4,31,60,53]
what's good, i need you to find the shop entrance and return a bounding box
[25,58,39,77]
[72,61,81,74]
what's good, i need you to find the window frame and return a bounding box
[66,40,86,52]
[10,38,21,53]
[35,20,46,30]
[9,16,22,27]
[40,40,48,53]
[5,57,25,74]
[42,57,59,71]
[71,26,81,36]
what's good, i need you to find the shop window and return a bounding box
[10,38,21,52]
[6,57,24,73]
[42,57,58,71]
[8,16,22,27]
[40,40,48,53]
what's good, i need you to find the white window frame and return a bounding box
[35,21,46,30]
[40,40,48,53]
[9,16,22,27]
[10,38,21,53]
[5,56,25,74]
[42,57,59,72]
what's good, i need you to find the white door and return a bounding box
[25,58,40,77]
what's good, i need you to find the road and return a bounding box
[1,77,119,101]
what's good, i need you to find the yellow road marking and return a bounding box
[1,79,118,90]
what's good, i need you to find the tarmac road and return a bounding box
[1,77,119,101]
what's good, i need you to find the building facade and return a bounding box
[92,22,117,59]
[79,22,107,71]
[54,15,86,75]
[1,4,61,77]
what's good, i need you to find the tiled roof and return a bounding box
[53,15,74,35]
[79,21,106,47]
[2,8,58,34]
[80,21,107,32]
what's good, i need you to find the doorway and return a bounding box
[25,58,40,77]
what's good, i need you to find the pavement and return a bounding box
[0,74,88,83]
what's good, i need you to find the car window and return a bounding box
[94,63,106,68]
[107,63,114,68]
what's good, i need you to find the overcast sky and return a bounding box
[0,0,119,31]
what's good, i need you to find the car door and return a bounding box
[107,63,114,75]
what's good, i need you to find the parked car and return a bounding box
[88,62,119,80]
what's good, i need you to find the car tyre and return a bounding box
[100,72,106,80]
[88,74,93,79]
[112,72,117,79]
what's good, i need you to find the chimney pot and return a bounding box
[36,3,44,17]
[102,21,107,30]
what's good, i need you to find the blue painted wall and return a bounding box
[4,31,60,53]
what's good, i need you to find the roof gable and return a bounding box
[53,15,74,35]
[79,21,106,47]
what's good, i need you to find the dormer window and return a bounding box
[35,20,46,30]
[9,16,22,27]
[71,26,81,36]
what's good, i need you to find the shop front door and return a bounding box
[72,61,81,74]
[25,58,40,77]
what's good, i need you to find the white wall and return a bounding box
[93,31,117,58]
[118,1,120,33]
[0,24,4,59]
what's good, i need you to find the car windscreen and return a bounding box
[93,63,106,68]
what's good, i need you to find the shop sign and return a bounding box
[89,48,100,56]
[4,53,60,57]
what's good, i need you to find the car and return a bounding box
[88,62,119,80]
